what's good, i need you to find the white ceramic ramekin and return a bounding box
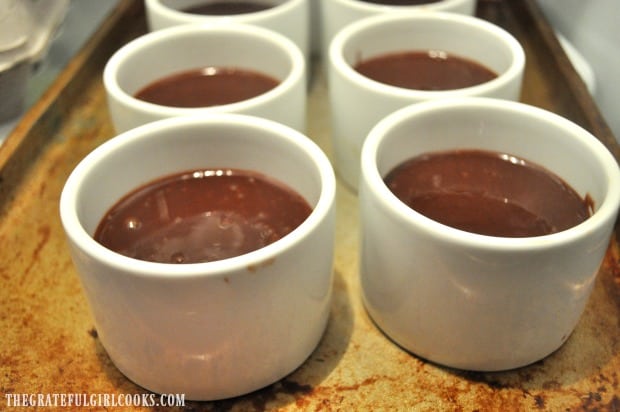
[320,0,476,54]
[60,114,336,400]
[103,23,306,133]
[328,11,525,190]
[145,0,310,61]
[359,97,620,371]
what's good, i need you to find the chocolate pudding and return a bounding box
[354,51,497,91]
[134,67,279,108]
[359,0,442,5]
[384,149,592,237]
[94,168,312,263]
[183,1,274,15]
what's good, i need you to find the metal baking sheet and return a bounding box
[1,0,618,410]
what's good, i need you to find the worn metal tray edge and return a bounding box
[0,0,143,214]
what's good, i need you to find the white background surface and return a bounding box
[537,0,619,141]
[0,0,120,143]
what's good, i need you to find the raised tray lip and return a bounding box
[0,0,144,214]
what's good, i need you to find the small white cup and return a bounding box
[144,0,310,62]
[359,97,620,371]
[320,0,476,55]
[103,23,306,133]
[328,11,525,189]
[60,114,336,400]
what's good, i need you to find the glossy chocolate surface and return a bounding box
[384,149,591,237]
[359,0,442,5]
[95,168,312,263]
[134,67,279,108]
[354,51,497,91]
[183,1,274,15]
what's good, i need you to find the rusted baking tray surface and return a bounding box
[1,0,619,410]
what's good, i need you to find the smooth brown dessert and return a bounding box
[183,1,274,15]
[384,149,592,237]
[354,51,498,91]
[134,67,279,108]
[94,168,312,263]
[359,0,442,5]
